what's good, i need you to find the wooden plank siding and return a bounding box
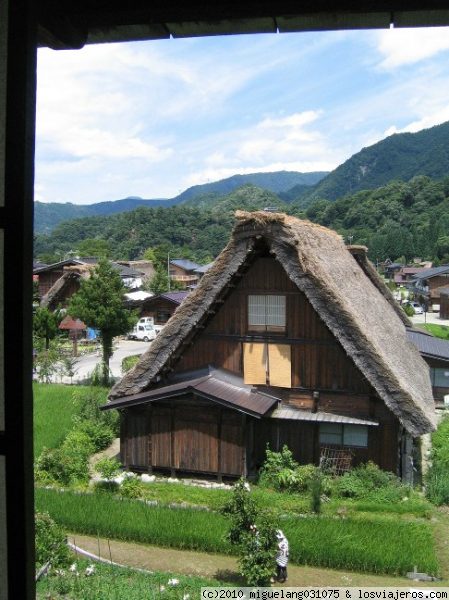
[123,398,246,476]
[173,255,372,396]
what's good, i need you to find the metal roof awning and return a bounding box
[270,404,379,426]
[103,367,279,417]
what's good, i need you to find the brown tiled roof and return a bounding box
[104,367,278,417]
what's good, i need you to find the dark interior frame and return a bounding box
[2,2,449,598]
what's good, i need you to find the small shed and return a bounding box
[59,315,86,356]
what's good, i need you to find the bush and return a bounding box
[35,511,71,570]
[122,354,140,374]
[95,457,122,481]
[220,479,258,545]
[425,463,449,506]
[430,414,449,468]
[120,476,144,499]
[332,462,404,500]
[36,429,94,485]
[77,419,115,453]
[238,514,277,586]
[258,445,298,489]
[403,304,415,317]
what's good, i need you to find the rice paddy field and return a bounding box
[35,487,439,576]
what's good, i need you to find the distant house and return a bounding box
[393,266,427,287]
[37,258,145,309]
[169,259,201,289]
[104,212,435,483]
[138,291,189,325]
[407,328,449,408]
[411,265,449,311]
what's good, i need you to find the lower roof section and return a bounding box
[103,366,279,417]
[270,405,379,426]
[104,366,379,425]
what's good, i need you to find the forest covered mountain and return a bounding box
[34,176,449,266]
[34,120,449,265]
[34,170,326,234]
[293,121,449,206]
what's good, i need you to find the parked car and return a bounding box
[127,323,157,342]
[408,301,424,315]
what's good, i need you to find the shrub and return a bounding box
[220,478,258,545]
[258,445,298,488]
[36,429,94,485]
[95,457,122,481]
[238,514,277,586]
[332,462,404,500]
[430,414,449,468]
[425,463,449,505]
[122,354,140,374]
[403,304,415,317]
[35,511,71,570]
[120,476,144,499]
[77,419,115,453]
[310,469,323,514]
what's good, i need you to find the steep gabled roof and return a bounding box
[109,211,436,436]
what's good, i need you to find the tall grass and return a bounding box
[36,488,439,576]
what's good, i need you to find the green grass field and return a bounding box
[416,323,449,340]
[36,488,439,576]
[33,383,110,457]
[36,557,223,600]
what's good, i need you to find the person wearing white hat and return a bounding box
[275,530,289,583]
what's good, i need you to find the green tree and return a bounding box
[68,259,138,385]
[33,307,61,350]
[76,238,111,258]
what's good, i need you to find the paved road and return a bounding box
[52,338,152,384]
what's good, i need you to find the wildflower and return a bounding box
[160,585,166,592]
[183,594,191,600]
[168,578,179,586]
[69,563,78,573]
[242,481,251,492]
[85,564,95,576]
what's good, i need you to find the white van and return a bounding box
[128,323,157,342]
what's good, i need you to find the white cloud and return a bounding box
[376,27,449,69]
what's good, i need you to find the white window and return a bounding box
[248,295,286,332]
[319,423,368,448]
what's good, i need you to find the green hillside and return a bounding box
[34,170,325,234]
[34,185,292,264]
[294,121,449,206]
[301,175,449,263]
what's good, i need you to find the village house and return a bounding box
[169,259,202,289]
[37,259,145,309]
[411,265,449,312]
[104,211,436,482]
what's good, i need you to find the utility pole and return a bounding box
[167,252,171,292]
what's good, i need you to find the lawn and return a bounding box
[33,383,108,456]
[415,323,449,340]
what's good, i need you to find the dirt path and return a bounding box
[68,534,441,587]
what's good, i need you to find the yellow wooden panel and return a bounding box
[268,344,291,388]
[243,342,267,385]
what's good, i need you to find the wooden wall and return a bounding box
[122,397,245,476]
[174,255,372,396]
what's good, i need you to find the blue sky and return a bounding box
[35,26,449,205]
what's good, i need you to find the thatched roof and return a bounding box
[40,271,81,310]
[109,211,436,436]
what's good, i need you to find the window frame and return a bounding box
[247,294,286,333]
[319,423,368,448]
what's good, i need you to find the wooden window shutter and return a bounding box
[243,342,267,385]
[268,343,291,388]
